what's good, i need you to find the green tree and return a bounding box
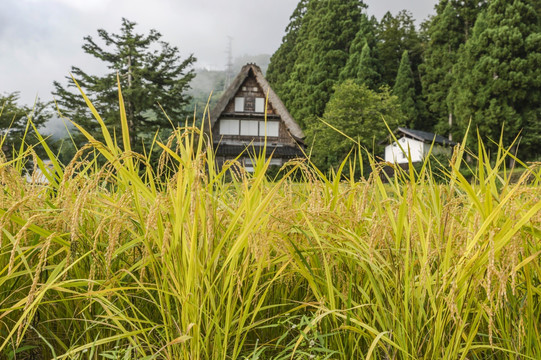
[375,10,422,87]
[356,42,381,89]
[339,14,378,81]
[393,51,418,129]
[1,92,51,158]
[306,80,402,172]
[420,0,487,137]
[283,0,366,127]
[266,0,308,97]
[449,0,541,159]
[375,10,428,129]
[53,18,196,153]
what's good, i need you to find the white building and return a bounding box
[383,127,456,164]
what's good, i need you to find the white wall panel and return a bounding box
[219,119,239,135]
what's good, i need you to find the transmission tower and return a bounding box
[224,36,233,90]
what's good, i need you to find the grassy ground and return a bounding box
[0,91,540,359]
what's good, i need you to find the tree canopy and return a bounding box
[281,0,366,126]
[0,92,51,159]
[393,50,419,129]
[339,14,378,82]
[306,80,402,172]
[268,0,540,165]
[420,0,487,136]
[449,0,541,158]
[266,0,308,99]
[53,18,196,153]
[356,42,381,90]
[376,10,423,88]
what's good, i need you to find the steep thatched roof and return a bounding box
[206,63,304,139]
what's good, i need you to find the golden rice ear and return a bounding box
[0,82,539,360]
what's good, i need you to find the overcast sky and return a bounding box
[1,0,437,105]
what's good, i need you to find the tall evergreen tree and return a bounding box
[53,18,196,152]
[283,0,366,127]
[266,0,308,97]
[535,0,541,15]
[375,10,422,88]
[449,0,541,158]
[420,0,487,137]
[356,43,381,89]
[393,51,418,128]
[0,92,51,159]
[339,14,378,81]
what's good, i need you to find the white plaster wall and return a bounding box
[384,137,425,164]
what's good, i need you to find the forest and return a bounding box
[266,0,540,171]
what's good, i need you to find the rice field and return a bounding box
[0,94,540,359]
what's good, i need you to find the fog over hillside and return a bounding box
[185,54,271,120]
[189,54,271,96]
[41,54,271,138]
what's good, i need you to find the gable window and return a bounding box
[234,97,245,112]
[245,97,255,112]
[240,120,259,136]
[219,119,239,135]
[255,98,265,113]
[259,121,279,137]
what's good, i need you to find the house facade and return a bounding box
[206,64,304,171]
[384,127,456,164]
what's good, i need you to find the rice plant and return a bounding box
[0,86,539,359]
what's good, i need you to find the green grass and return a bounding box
[0,85,540,359]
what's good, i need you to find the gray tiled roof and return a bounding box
[396,127,456,146]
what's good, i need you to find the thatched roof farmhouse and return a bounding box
[206,63,304,171]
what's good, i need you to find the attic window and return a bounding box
[255,98,265,113]
[234,97,245,112]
